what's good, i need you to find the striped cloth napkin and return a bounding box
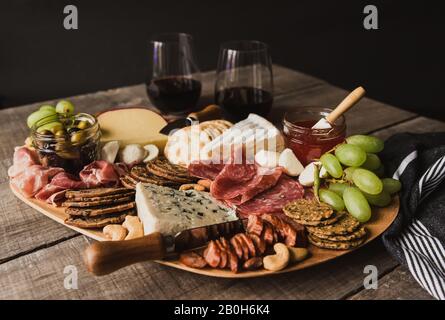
[380,132,445,300]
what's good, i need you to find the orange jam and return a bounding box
[282,107,346,165]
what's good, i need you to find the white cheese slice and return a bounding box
[201,114,285,163]
[136,183,238,236]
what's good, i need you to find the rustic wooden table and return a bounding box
[1,65,443,300]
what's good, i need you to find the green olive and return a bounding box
[77,120,89,130]
[55,100,75,114]
[37,121,63,134]
[55,130,66,138]
[70,131,85,144]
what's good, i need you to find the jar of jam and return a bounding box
[31,113,101,174]
[282,107,346,165]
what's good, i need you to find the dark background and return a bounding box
[1,0,444,120]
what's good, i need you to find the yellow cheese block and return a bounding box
[97,107,168,151]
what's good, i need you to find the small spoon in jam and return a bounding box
[312,86,366,129]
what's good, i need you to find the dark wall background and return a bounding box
[1,0,444,120]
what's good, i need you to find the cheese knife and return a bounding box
[312,86,366,129]
[159,104,223,135]
[83,218,246,276]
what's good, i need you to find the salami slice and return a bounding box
[211,164,282,205]
[236,175,305,217]
[188,161,224,180]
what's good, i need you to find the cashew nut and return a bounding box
[122,216,144,240]
[179,183,206,192]
[103,224,127,241]
[197,179,212,190]
[288,247,309,263]
[263,243,290,271]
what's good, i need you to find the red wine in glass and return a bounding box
[215,41,273,121]
[146,33,201,115]
[147,77,202,114]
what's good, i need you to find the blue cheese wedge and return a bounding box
[136,182,238,236]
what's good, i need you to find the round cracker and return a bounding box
[291,211,344,226]
[306,214,361,236]
[309,227,367,242]
[283,199,334,221]
[308,233,366,250]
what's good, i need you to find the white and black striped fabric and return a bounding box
[380,132,445,300]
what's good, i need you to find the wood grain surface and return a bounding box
[1,65,444,299]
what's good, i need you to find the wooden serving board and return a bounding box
[10,183,399,278]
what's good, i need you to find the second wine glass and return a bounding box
[215,40,273,121]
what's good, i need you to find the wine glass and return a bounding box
[146,33,202,115]
[215,40,273,121]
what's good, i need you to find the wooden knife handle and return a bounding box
[188,104,223,122]
[83,232,166,276]
[326,86,366,124]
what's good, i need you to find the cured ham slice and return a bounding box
[10,165,64,198]
[79,160,126,188]
[8,146,40,178]
[35,172,87,203]
[236,175,304,218]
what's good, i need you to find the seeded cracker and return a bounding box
[283,199,334,222]
[306,214,361,236]
[310,227,367,242]
[308,233,366,250]
[291,211,345,226]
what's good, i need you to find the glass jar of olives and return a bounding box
[31,113,101,174]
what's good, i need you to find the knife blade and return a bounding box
[83,218,246,276]
[159,104,223,135]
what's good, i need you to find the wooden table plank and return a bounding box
[0,236,397,300]
[349,265,434,300]
[270,85,416,134]
[371,116,445,140]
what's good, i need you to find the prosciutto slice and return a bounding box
[35,172,87,202]
[10,164,64,198]
[8,146,40,178]
[79,160,126,187]
[236,175,305,218]
[9,145,128,201]
[35,162,127,205]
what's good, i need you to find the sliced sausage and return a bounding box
[203,240,221,268]
[230,235,244,259]
[243,257,263,270]
[282,222,297,247]
[179,252,207,269]
[262,222,274,245]
[233,234,249,260]
[237,233,256,258]
[248,233,266,255]
[261,214,285,240]
[247,215,263,237]
[215,239,228,269]
[228,248,239,273]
